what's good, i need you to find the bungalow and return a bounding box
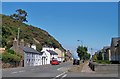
[110,37,120,63]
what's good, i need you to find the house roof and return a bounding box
[112,37,120,47]
[103,46,110,51]
[23,46,42,55]
[47,50,58,55]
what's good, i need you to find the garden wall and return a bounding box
[89,61,119,73]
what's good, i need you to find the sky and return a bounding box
[2,2,118,58]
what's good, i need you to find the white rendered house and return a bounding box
[41,47,58,64]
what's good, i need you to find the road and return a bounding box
[2,61,119,79]
[2,61,72,78]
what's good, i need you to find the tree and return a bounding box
[10,9,28,22]
[77,46,90,60]
[85,53,91,60]
[93,54,97,62]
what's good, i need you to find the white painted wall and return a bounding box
[42,51,50,64]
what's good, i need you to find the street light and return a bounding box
[77,40,83,46]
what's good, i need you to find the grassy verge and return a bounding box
[94,60,111,64]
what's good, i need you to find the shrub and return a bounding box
[2,50,22,63]
[95,60,111,64]
[7,49,16,54]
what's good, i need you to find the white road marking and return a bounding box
[11,71,18,74]
[18,70,25,73]
[56,71,67,78]
[52,71,67,79]
[57,67,63,71]
[61,74,67,78]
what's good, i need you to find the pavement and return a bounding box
[66,61,118,78]
[81,62,95,73]
[1,61,119,79]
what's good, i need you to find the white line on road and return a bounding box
[52,71,67,79]
[11,71,18,74]
[60,74,67,79]
[56,71,67,77]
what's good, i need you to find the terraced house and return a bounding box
[23,46,43,67]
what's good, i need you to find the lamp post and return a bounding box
[77,40,83,46]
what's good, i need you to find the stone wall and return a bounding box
[89,62,118,73]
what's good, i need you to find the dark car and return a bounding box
[73,59,80,65]
[51,60,59,65]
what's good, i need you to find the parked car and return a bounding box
[51,60,59,65]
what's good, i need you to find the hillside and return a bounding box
[1,14,65,52]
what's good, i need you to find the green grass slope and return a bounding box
[1,14,65,52]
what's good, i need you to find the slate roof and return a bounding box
[112,37,120,47]
[47,50,58,55]
[103,46,110,51]
[23,46,42,55]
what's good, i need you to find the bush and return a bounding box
[93,55,97,62]
[7,49,16,54]
[2,50,22,63]
[95,60,111,64]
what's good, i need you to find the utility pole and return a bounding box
[17,27,20,52]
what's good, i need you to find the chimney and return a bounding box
[31,44,36,50]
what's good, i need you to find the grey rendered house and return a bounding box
[23,46,43,67]
[12,38,44,67]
